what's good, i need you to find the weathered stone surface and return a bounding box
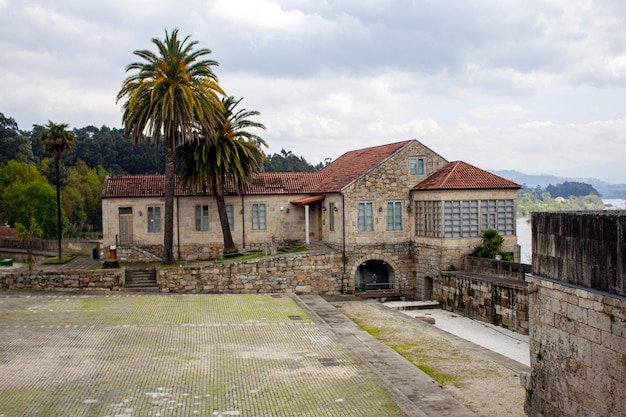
[0,269,123,291]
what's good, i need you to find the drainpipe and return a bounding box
[176,196,181,261]
[341,192,346,294]
[241,194,246,249]
[304,204,310,245]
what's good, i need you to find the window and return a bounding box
[497,200,515,236]
[415,201,441,237]
[444,200,479,238]
[357,202,374,232]
[481,200,497,230]
[195,205,209,231]
[329,202,335,231]
[226,205,234,230]
[147,206,161,233]
[437,199,516,238]
[409,157,425,175]
[386,202,402,230]
[252,204,266,230]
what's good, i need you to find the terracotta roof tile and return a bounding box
[102,141,413,198]
[0,226,16,238]
[102,172,324,198]
[412,161,521,191]
[314,140,411,192]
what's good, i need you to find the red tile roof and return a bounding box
[102,172,324,198]
[102,141,413,198]
[412,161,521,191]
[314,140,412,192]
[0,226,16,238]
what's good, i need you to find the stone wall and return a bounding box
[532,211,626,296]
[0,269,123,291]
[435,271,529,334]
[525,211,626,417]
[525,276,626,417]
[158,252,345,295]
[464,255,531,281]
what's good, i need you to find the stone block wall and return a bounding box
[435,272,529,334]
[526,211,626,417]
[158,252,345,295]
[0,269,123,291]
[532,211,626,296]
[464,255,531,281]
[525,276,626,417]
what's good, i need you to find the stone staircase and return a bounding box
[124,267,158,292]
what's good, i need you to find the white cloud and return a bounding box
[469,104,528,120]
[1,0,626,183]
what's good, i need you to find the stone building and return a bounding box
[101,139,521,298]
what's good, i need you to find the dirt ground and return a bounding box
[330,299,527,417]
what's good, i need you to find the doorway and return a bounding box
[118,207,133,246]
[355,260,395,292]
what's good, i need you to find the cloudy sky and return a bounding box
[1,0,625,183]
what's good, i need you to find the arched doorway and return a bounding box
[355,260,395,292]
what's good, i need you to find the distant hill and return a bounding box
[491,170,626,199]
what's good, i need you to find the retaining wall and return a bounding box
[525,276,626,417]
[0,269,123,291]
[157,252,345,295]
[525,211,626,417]
[435,271,529,334]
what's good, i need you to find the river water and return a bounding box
[516,199,625,265]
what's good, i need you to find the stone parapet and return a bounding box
[525,275,626,417]
[435,271,529,334]
[464,255,531,281]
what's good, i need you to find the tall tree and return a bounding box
[40,121,75,259]
[117,28,223,264]
[177,96,266,254]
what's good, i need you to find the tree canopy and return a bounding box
[546,181,600,198]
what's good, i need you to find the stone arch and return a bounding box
[350,256,401,293]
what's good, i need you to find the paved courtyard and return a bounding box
[0,293,416,417]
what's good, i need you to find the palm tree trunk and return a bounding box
[55,158,62,259]
[163,136,176,264]
[215,192,236,254]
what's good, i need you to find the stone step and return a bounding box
[383,300,441,310]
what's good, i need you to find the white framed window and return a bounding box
[195,205,209,231]
[147,206,161,233]
[252,204,266,230]
[226,204,234,230]
[409,157,425,175]
[329,202,335,231]
[357,202,374,232]
[387,202,402,231]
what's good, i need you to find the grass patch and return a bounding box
[348,306,459,387]
[416,364,459,385]
[44,256,73,264]
[216,247,309,263]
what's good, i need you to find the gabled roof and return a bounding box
[412,161,521,191]
[102,172,324,199]
[314,140,412,192]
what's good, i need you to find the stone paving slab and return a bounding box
[0,293,407,417]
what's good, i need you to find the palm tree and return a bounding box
[40,121,75,259]
[116,29,223,264]
[177,96,266,254]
